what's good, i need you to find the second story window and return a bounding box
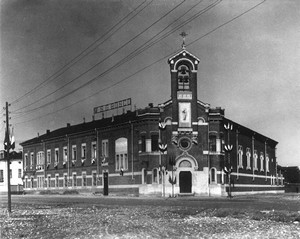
[30,153,34,167]
[63,147,68,165]
[55,148,59,163]
[102,140,109,157]
[24,154,28,168]
[253,150,258,170]
[260,152,264,172]
[47,150,51,165]
[238,146,243,169]
[209,135,216,152]
[72,145,77,161]
[81,144,86,160]
[91,141,97,159]
[140,135,146,152]
[151,134,159,152]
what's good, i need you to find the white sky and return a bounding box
[0,0,299,166]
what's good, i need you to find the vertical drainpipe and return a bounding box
[130,121,134,180]
[95,128,99,185]
[236,129,239,180]
[43,140,46,188]
[67,135,70,186]
[207,118,210,196]
[252,135,255,181]
[265,140,267,181]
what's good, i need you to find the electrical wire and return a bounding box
[12,0,187,114]
[14,0,266,125]
[10,0,150,106]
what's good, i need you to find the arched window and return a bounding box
[246,148,251,170]
[238,145,243,169]
[210,168,217,183]
[260,152,264,172]
[177,65,190,90]
[179,160,192,168]
[253,150,258,170]
[115,138,128,171]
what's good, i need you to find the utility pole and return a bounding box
[4,102,12,214]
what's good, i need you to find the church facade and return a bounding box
[21,46,284,197]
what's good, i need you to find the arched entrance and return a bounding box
[179,171,192,193]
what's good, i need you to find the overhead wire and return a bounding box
[14,0,266,125]
[12,0,187,115]
[10,0,150,106]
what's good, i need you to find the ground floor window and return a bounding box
[92,172,97,186]
[55,175,59,188]
[82,172,87,187]
[73,173,77,187]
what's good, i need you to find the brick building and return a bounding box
[21,46,284,196]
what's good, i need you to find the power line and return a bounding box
[12,0,187,115]
[10,0,150,106]
[12,0,220,120]
[14,0,266,126]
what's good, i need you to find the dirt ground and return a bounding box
[0,193,300,238]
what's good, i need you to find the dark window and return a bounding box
[0,170,3,182]
[209,135,217,152]
[177,65,190,91]
[151,134,159,152]
[141,135,146,152]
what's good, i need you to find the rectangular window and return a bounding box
[55,148,59,163]
[55,175,59,188]
[0,170,4,182]
[91,141,97,159]
[82,172,87,187]
[141,135,146,152]
[64,175,68,187]
[73,173,77,187]
[209,135,217,152]
[24,154,28,168]
[18,169,22,178]
[47,176,51,188]
[63,147,68,164]
[102,140,109,157]
[30,153,34,168]
[151,134,159,152]
[47,150,51,165]
[92,172,97,186]
[81,143,86,159]
[72,145,77,161]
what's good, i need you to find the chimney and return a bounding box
[148,103,153,108]
[92,115,95,121]
[46,130,50,135]
[83,117,85,123]
[67,123,71,127]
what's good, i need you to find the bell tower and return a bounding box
[168,33,200,139]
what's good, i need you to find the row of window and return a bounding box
[24,140,109,168]
[237,146,271,172]
[24,134,161,172]
[0,169,22,182]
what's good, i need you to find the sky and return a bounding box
[0,0,299,166]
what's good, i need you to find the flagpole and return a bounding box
[5,102,12,214]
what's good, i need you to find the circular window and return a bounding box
[179,137,192,151]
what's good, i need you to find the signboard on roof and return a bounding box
[93,98,132,115]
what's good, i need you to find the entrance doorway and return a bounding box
[179,171,192,193]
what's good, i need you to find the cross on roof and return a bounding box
[180,32,188,49]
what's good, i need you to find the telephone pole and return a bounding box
[4,102,12,214]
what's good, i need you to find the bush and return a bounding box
[62,190,79,195]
